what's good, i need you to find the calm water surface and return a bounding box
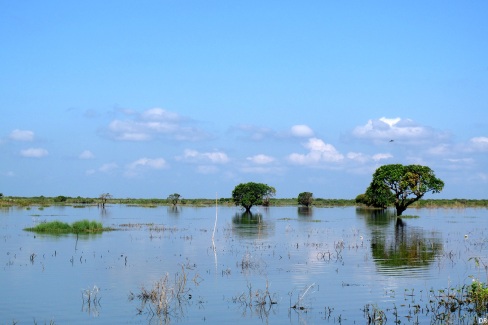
[1,205,487,324]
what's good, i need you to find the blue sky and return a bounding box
[1,1,487,199]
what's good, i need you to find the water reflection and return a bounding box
[297,207,313,217]
[356,208,396,227]
[232,212,270,238]
[358,209,443,272]
[167,206,181,215]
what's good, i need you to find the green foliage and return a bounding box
[262,186,276,207]
[232,182,275,212]
[54,195,68,203]
[24,219,107,234]
[167,193,182,206]
[297,192,313,207]
[468,280,488,315]
[72,220,104,233]
[362,164,444,216]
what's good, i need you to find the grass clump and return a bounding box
[24,219,108,234]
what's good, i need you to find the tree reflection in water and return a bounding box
[297,207,313,217]
[232,212,269,238]
[357,208,443,270]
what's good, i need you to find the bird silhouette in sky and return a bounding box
[389,139,394,142]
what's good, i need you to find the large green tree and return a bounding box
[363,164,444,216]
[297,192,313,207]
[232,182,275,213]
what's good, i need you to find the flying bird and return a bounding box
[389,139,394,142]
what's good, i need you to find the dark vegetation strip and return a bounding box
[2,196,488,208]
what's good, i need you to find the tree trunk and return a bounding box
[395,203,407,216]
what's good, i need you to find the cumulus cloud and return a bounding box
[291,125,314,137]
[125,157,167,177]
[106,108,210,141]
[288,137,344,165]
[20,148,48,158]
[79,150,95,159]
[352,117,447,144]
[9,129,34,141]
[246,154,275,164]
[179,149,229,164]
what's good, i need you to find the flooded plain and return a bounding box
[1,205,487,324]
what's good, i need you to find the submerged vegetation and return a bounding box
[24,219,111,234]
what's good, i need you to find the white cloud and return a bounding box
[352,117,447,144]
[426,144,451,155]
[346,152,392,163]
[288,137,344,165]
[291,125,314,137]
[445,158,474,164]
[106,108,209,141]
[141,108,180,121]
[125,157,167,177]
[128,157,167,170]
[9,129,34,141]
[20,148,48,158]
[99,163,118,173]
[240,166,284,174]
[372,153,393,161]
[180,149,229,164]
[346,152,369,163]
[469,137,488,151]
[79,150,95,159]
[246,154,275,164]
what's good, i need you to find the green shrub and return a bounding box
[469,280,488,315]
[25,219,108,234]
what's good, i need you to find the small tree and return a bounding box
[167,193,181,206]
[232,182,275,213]
[262,186,276,207]
[297,192,313,207]
[362,164,444,216]
[99,193,113,208]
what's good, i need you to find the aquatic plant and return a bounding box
[131,265,197,322]
[24,220,109,234]
[232,280,277,320]
[363,304,386,324]
[82,285,101,317]
[468,279,488,315]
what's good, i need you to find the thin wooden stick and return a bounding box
[212,192,218,242]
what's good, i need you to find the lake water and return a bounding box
[1,205,487,324]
